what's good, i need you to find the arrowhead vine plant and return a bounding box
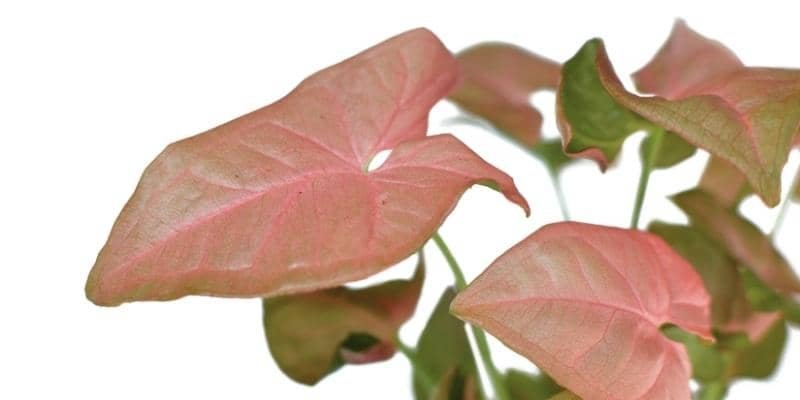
[86,21,800,400]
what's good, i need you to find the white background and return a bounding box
[2,1,799,399]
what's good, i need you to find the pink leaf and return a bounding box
[448,44,561,146]
[632,20,743,100]
[451,222,711,400]
[86,28,529,306]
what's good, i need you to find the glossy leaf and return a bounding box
[505,369,562,400]
[86,28,529,306]
[672,189,800,294]
[449,43,560,147]
[649,222,779,341]
[452,222,712,400]
[560,32,800,205]
[698,157,750,209]
[263,256,423,384]
[414,288,482,400]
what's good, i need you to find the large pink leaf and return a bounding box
[452,222,711,400]
[86,28,529,306]
[448,44,561,146]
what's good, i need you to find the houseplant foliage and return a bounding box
[85,21,800,400]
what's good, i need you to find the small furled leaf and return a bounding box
[505,369,562,400]
[429,368,480,400]
[263,256,424,385]
[414,288,482,400]
[548,391,581,400]
[452,222,712,400]
[672,189,800,294]
[648,222,779,341]
[560,26,800,205]
[86,28,529,306]
[698,157,750,209]
[449,43,560,147]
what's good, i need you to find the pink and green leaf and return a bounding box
[263,256,424,384]
[449,43,560,147]
[559,24,800,205]
[649,222,779,341]
[85,28,529,306]
[698,157,751,209]
[672,190,800,294]
[451,222,712,400]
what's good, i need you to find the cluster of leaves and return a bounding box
[86,22,800,400]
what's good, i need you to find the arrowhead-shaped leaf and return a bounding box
[451,222,712,400]
[505,369,562,400]
[449,44,560,147]
[672,189,800,294]
[86,28,529,306]
[263,255,423,384]
[649,222,780,341]
[559,26,800,205]
[413,288,482,400]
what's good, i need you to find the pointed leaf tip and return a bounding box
[86,28,528,306]
[452,222,712,400]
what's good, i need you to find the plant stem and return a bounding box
[771,169,799,239]
[548,171,570,221]
[630,129,664,229]
[394,335,436,393]
[432,232,511,400]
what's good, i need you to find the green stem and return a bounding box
[432,232,511,400]
[548,171,570,221]
[394,335,436,393]
[630,129,665,229]
[771,169,799,239]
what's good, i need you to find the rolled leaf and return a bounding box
[505,369,562,400]
[86,28,529,306]
[449,43,560,147]
[672,189,800,294]
[263,255,423,384]
[413,288,482,400]
[452,222,712,400]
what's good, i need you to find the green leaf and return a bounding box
[696,382,729,400]
[729,319,787,379]
[557,39,649,169]
[547,391,581,400]
[504,369,562,400]
[641,131,696,169]
[414,288,482,400]
[263,257,424,385]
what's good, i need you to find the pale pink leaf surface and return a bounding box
[449,44,561,146]
[86,28,529,306]
[632,20,744,100]
[451,222,711,400]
